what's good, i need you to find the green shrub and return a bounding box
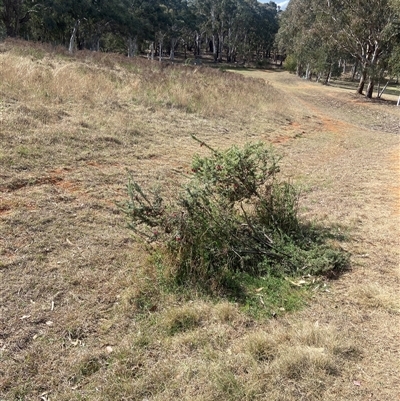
[123,138,348,293]
[284,55,298,73]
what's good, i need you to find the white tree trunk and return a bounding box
[377,81,389,99]
[69,20,80,53]
[170,37,177,60]
[212,34,217,62]
[195,31,201,57]
[305,64,311,80]
[218,31,223,62]
[128,36,138,58]
[149,42,154,60]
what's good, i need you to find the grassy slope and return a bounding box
[1,40,399,400]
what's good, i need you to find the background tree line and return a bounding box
[1,0,399,98]
[0,0,280,63]
[276,0,400,98]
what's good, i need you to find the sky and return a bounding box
[277,1,289,9]
[259,0,289,10]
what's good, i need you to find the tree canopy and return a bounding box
[277,0,400,97]
[0,0,280,62]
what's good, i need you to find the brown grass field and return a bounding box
[1,39,399,400]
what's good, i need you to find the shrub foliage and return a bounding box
[124,138,348,291]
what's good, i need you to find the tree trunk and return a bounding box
[89,34,100,51]
[195,31,201,57]
[170,38,177,60]
[212,34,218,62]
[127,36,137,58]
[365,45,381,98]
[351,59,358,81]
[69,20,80,53]
[305,64,311,80]
[323,67,332,85]
[366,77,374,99]
[296,62,303,77]
[227,28,232,62]
[148,42,154,60]
[357,66,367,94]
[377,81,389,99]
[218,32,223,62]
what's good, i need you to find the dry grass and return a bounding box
[0,39,276,119]
[71,308,357,401]
[1,39,400,400]
[352,283,400,312]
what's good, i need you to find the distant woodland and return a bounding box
[1,0,399,98]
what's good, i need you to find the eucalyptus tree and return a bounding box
[325,0,400,97]
[257,2,279,58]
[191,0,236,62]
[15,0,112,50]
[223,0,253,61]
[121,0,165,57]
[178,5,199,59]
[160,0,196,60]
[190,0,279,63]
[388,0,400,81]
[38,0,95,51]
[388,46,400,80]
[276,0,321,76]
[0,0,42,37]
[278,0,400,98]
[1,0,281,62]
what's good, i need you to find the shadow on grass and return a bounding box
[157,52,287,73]
[329,79,400,101]
[167,220,351,317]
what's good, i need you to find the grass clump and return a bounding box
[244,330,278,362]
[274,345,339,380]
[123,138,349,309]
[163,304,204,335]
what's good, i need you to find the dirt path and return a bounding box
[243,71,400,400]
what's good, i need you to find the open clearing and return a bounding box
[1,43,399,400]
